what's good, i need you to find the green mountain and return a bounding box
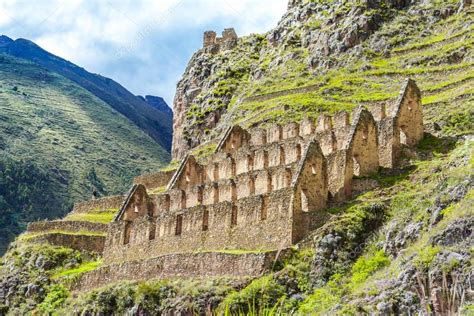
[0,53,170,253]
[0,36,173,151]
[0,0,473,315]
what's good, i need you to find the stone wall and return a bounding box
[71,195,124,214]
[74,251,285,292]
[203,28,238,53]
[103,79,423,265]
[133,170,176,191]
[104,188,295,263]
[30,233,105,253]
[27,221,107,234]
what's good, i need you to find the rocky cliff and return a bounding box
[172,0,471,159]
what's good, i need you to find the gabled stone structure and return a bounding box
[376,78,423,168]
[102,79,423,267]
[43,79,423,290]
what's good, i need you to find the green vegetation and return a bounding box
[0,54,170,252]
[64,212,116,223]
[52,260,102,279]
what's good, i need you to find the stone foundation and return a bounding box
[73,250,285,292]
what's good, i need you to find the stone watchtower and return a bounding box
[203,28,238,53]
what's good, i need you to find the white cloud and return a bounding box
[0,0,288,104]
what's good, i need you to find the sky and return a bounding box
[0,0,288,106]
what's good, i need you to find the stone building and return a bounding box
[203,28,238,53]
[102,78,423,265]
[29,79,424,290]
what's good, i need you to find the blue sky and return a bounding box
[0,0,287,106]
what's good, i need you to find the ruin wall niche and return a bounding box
[283,122,300,139]
[268,143,285,167]
[235,151,254,175]
[378,117,400,168]
[203,183,219,205]
[326,149,353,202]
[315,130,337,156]
[218,180,237,203]
[300,117,315,137]
[236,173,254,198]
[249,128,267,146]
[218,156,236,179]
[169,189,186,211]
[186,186,203,208]
[316,114,332,132]
[71,195,124,214]
[393,79,424,147]
[345,108,379,176]
[272,166,293,190]
[267,125,283,143]
[253,148,269,170]
[255,170,272,195]
[150,194,170,217]
[333,111,351,149]
[282,141,303,164]
[133,170,176,191]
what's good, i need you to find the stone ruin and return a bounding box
[28,79,424,291]
[203,28,238,53]
[102,78,423,264]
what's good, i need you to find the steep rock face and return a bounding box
[171,0,464,160]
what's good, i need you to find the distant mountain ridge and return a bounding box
[0,35,173,151]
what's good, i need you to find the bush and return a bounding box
[37,284,69,314]
[219,275,286,314]
[350,250,390,285]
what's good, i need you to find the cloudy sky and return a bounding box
[0,0,288,106]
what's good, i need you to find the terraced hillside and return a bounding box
[0,54,170,252]
[173,0,473,159]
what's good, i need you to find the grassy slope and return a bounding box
[0,2,473,315]
[1,38,173,151]
[0,54,169,251]
[186,4,473,155]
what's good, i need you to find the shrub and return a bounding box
[219,275,286,314]
[350,250,390,285]
[37,284,69,314]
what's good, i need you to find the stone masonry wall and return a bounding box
[133,170,176,191]
[30,233,105,253]
[95,79,422,272]
[27,221,107,234]
[71,195,124,214]
[75,251,284,292]
[104,188,294,263]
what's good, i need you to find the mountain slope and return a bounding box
[172,0,473,159]
[0,37,173,151]
[0,0,473,314]
[0,53,170,252]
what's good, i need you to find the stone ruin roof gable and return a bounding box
[343,106,378,151]
[291,140,324,187]
[392,78,422,119]
[114,184,145,221]
[215,125,250,154]
[166,154,196,190]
